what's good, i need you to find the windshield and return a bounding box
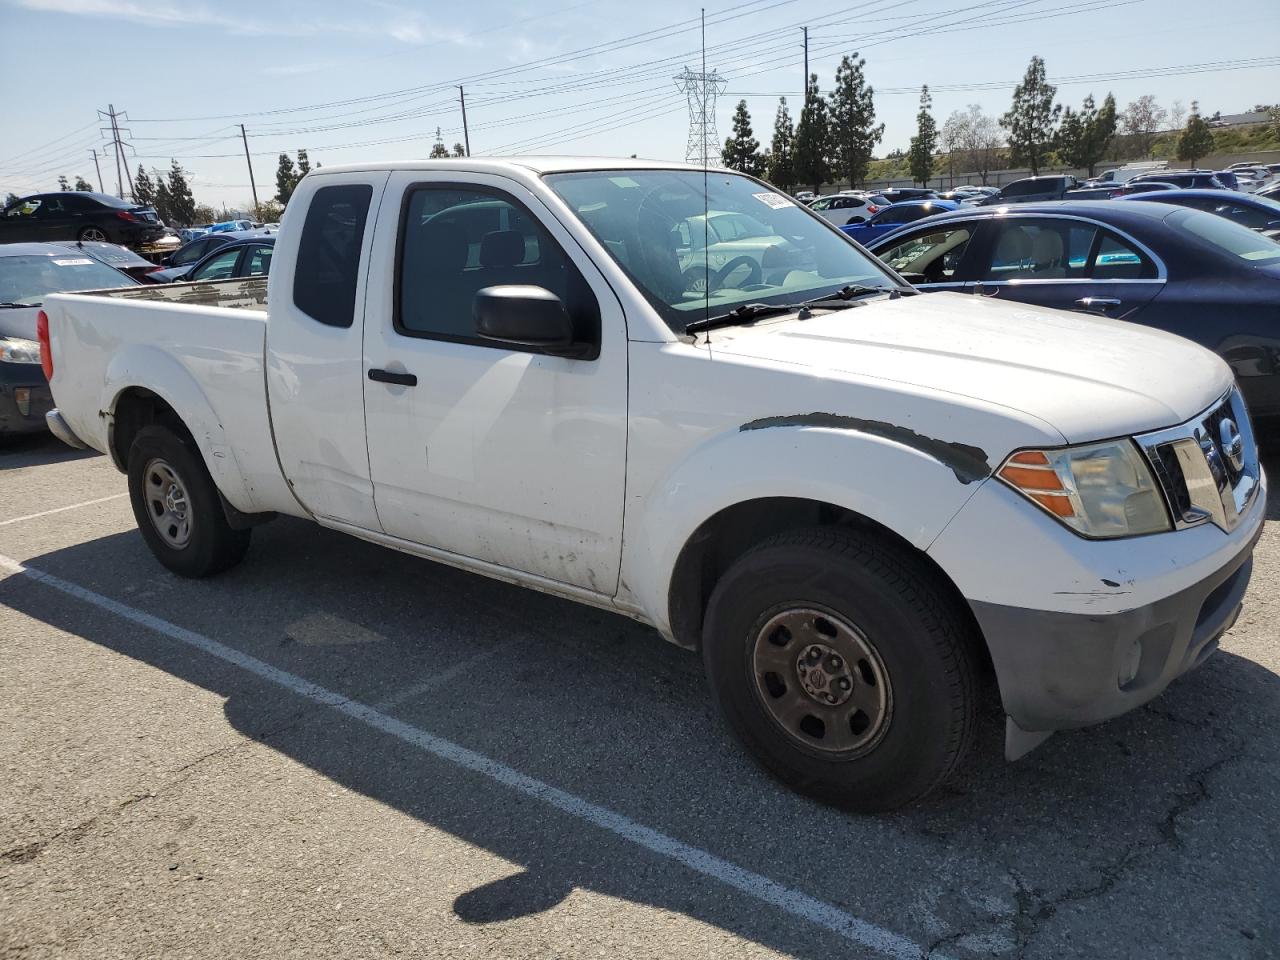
[0,254,136,306]
[542,169,896,333]
[1170,208,1280,264]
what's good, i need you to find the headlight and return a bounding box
[0,338,41,364]
[997,440,1171,538]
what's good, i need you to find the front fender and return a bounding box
[620,421,991,638]
[103,344,253,511]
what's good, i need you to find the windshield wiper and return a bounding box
[684,284,900,335]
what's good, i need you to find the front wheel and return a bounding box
[127,425,250,577]
[78,226,108,242]
[702,528,979,812]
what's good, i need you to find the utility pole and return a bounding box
[99,105,135,199]
[701,8,707,166]
[458,86,471,157]
[240,124,259,210]
[802,26,809,98]
[90,149,103,193]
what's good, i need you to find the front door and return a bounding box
[969,216,1164,321]
[361,172,628,595]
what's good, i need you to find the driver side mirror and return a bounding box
[474,285,590,358]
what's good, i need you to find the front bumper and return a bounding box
[970,519,1261,737]
[0,370,52,436]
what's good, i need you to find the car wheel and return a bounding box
[702,527,979,812]
[127,425,251,577]
[78,226,109,242]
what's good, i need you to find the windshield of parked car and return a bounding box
[1171,208,1280,264]
[0,254,135,307]
[543,169,896,333]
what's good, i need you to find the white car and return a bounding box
[39,158,1266,811]
[808,193,883,226]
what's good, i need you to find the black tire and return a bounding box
[127,424,250,577]
[702,527,978,813]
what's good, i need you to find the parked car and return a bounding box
[875,187,937,203]
[1214,171,1243,192]
[208,219,254,233]
[155,235,274,285]
[0,242,139,437]
[981,176,1080,205]
[1087,161,1169,186]
[1063,186,1122,201]
[151,229,268,282]
[1257,180,1280,200]
[53,240,165,282]
[179,226,212,243]
[866,200,1280,430]
[39,158,1266,811]
[840,199,961,244]
[808,193,883,226]
[0,192,164,247]
[1117,189,1280,239]
[1130,170,1226,190]
[934,187,988,203]
[1112,181,1179,196]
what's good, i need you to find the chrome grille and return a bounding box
[1137,388,1261,533]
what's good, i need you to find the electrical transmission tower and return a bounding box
[674,66,726,167]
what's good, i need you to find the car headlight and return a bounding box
[997,440,1171,538]
[0,338,41,365]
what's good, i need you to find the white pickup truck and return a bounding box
[39,158,1265,811]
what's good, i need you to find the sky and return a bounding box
[1,0,1277,210]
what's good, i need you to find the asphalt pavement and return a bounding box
[1,433,1278,960]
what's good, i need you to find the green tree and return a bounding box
[58,175,70,191]
[133,165,156,210]
[766,97,795,191]
[297,149,311,177]
[275,153,299,204]
[828,53,883,189]
[1001,55,1060,175]
[4,192,18,207]
[907,85,938,186]
[793,73,832,193]
[721,100,764,176]
[429,127,450,159]
[1055,93,1118,176]
[1119,95,1167,160]
[164,160,197,226]
[73,175,94,191]
[452,143,466,157]
[1176,102,1215,167]
[192,203,219,225]
[250,199,285,223]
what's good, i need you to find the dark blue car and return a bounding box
[152,234,275,284]
[840,200,961,245]
[866,200,1280,433]
[1116,189,1280,239]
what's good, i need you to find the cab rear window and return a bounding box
[293,184,373,328]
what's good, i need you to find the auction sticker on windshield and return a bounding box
[753,192,794,209]
[52,259,95,267]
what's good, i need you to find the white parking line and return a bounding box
[373,644,508,712]
[0,493,129,527]
[0,552,948,960]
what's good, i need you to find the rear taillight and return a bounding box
[116,210,139,222]
[36,309,53,380]
[866,204,879,214]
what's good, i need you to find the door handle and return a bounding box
[368,368,417,387]
[1075,296,1122,312]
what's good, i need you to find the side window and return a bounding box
[984,220,1093,280]
[1002,180,1037,198]
[397,186,599,350]
[878,228,973,283]
[174,238,209,265]
[245,245,273,276]
[293,183,373,328]
[1091,231,1156,280]
[6,199,41,219]
[190,247,242,282]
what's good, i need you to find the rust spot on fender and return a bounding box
[739,412,991,484]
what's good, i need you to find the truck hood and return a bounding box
[705,291,1232,443]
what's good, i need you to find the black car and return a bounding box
[1117,189,1280,239]
[151,231,273,283]
[866,201,1280,431]
[981,175,1079,205]
[0,192,164,247]
[155,235,275,285]
[876,187,937,203]
[1129,170,1226,190]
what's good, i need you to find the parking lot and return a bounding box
[1,434,1277,960]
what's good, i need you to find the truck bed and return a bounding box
[43,277,293,516]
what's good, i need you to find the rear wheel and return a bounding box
[78,226,108,242]
[702,527,978,812]
[127,425,250,577]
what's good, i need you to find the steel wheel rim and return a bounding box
[81,227,107,242]
[750,606,892,756]
[143,458,192,549]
